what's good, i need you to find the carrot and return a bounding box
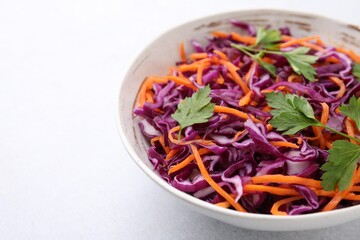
[216,74,225,84]
[168,126,214,145]
[179,41,187,62]
[190,144,247,212]
[311,126,326,149]
[329,76,346,98]
[231,32,256,45]
[211,31,228,39]
[280,36,321,48]
[288,74,302,83]
[165,76,198,90]
[238,90,253,107]
[320,102,329,125]
[213,50,229,61]
[190,53,208,61]
[244,62,257,84]
[251,175,322,189]
[322,167,360,212]
[214,105,262,123]
[244,184,299,196]
[168,148,211,174]
[266,124,273,131]
[281,35,325,52]
[232,130,246,142]
[345,118,357,144]
[215,201,231,208]
[220,60,250,93]
[271,196,303,215]
[196,61,205,85]
[165,149,179,161]
[269,141,299,149]
[335,47,360,63]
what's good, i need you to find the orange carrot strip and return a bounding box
[320,102,329,125]
[271,196,303,215]
[168,126,214,145]
[214,105,262,123]
[312,126,326,149]
[266,124,273,131]
[196,61,205,85]
[190,53,208,61]
[231,32,256,45]
[251,175,322,189]
[244,185,299,196]
[158,135,170,153]
[165,149,179,161]
[322,167,360,212]
[345,117,357,144]
[179,41,187,62]
[335,47,360,63]
[190,144,247,212]
[165,76,197,90]
[168,148,211,174]
[244,62,257,84]
[220,60,250,93]
[145,91,154,103]
[150,136,161,146]
[216,74,225,84]
[288,74,302,83]
[213,50,229,61]
[239,91,253,107]
[280,36,321,48]
[211,31,228,39]
[329,76,346,99]
[269,141,299,149]
[232,130,245,142]
[215,201,231,208]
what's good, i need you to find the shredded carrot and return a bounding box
[165,149,179,161]
[239,91,253,107]
[288,74,302,83]
[322,167,360,212]
[214,105,262,123]
[190,53,208,61]
[244,184,298,196]
[215,201,231,208]
[145,91,154,103]
[211,31,228,39]
[251,175,322,189]
[266,124,273,132]
[231,32,256,45]
[150,136,161,146]
[220,60,250,93]
[311,126,326,149]
[168,126,214,146]
[244,62,257,84]
[216,74,225,84]
[179,41,187,62]
[271,196,304,215]
[196,61,205,85]
[329,76,346,98]
[269,141,299,149]
[232,130,246,142]
[345,117,357,144]
[190,144,247,212]
[168,148,211,174]
[320,102,329,125]
[213,50,228,61]
[280,36,321,48]
[281,35,325,52]
[335,47,360,63]
[165,76,198,90]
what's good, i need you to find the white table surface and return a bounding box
[1,0,360,239]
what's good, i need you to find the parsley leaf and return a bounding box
[282,47,318,82]
[254,28,281,50]
[266,92,320,134]
[254,51,277,76]
[171,85,215,136]
[321,140,360,191]
[339,96,360,130]
[352,62,360,82]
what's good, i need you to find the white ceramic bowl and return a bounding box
[117,9,360,231]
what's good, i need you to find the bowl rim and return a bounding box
[116,8,360,221]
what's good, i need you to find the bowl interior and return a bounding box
[117,9,360,231]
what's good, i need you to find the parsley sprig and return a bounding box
[231,28,319,81]
[266,92,360,191]
[171,85,215,139]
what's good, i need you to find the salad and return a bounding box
[133,20,360,215]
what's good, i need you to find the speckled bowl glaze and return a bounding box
[117,9,360,231]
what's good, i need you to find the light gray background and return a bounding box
[1,0,360,239]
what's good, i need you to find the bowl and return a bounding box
[117,9,360,231]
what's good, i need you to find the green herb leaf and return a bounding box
[282,47,319,82]
[255,28,282,50]
[321,140,360,191]
[254,51,277,77]
[266,92,321,134]
[171,85,215,135]
[339,96,360,130]
[353,62,360,82]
